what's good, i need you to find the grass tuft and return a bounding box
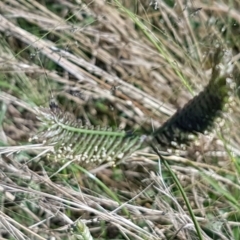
[0,0,240,239]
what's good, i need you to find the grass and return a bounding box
[0,0,240,239]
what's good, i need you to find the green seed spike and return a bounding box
[34,107,144,167]
[33,47,234,167]
[152,47,233,149]
[70,220,93,240]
